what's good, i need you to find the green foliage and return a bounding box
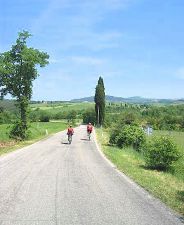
[109,126,120,145]
[39,111,50,122]
[118,111,139,126]
[105,103,184,132]
[29,108,40,122]
[109,111,144,149]
[66,110,77,121]
[0,31,49,139]
[103,113,119,128]
[0,99,17,112]
[143,136,180,170]
[9,120,30,140]
[39,115,50,122]
[0,110,15,124]
[110,125,146,150]
[82,109,96,124]
[142,105,184,131]
[94,76,105,126]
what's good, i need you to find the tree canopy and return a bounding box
[94,76,105,126]
[0,31,49,139]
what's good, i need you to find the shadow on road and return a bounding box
[80,138,89,141]
[61,142,69,145]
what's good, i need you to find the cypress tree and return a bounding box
[94,76,105,126]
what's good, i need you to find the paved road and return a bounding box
[0,125,183,225]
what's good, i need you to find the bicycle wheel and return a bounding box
[68,135,72,144]
[88,132,91,141]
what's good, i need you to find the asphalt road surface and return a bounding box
[0,125,183,225]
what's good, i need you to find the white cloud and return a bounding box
[30,0,128,51]
[71,56,104,65]
[49,58,64,64]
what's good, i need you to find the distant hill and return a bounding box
[71,95,184,104]
[2,96,184,106]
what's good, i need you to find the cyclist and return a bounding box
[67,125,74,144]
[87,123,93,140]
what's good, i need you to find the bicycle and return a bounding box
[87,131,91,141]
[68,134,72,144]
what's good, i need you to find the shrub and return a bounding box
[9,120,30,140]
[119,112,138,125]
[29,109,40,122]
[143,136,180,170]
[109,125,146,150]
[109,127,120,145]
[39,114,50,122]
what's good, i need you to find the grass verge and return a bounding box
[96,128,184,216]
[0,121,68,156]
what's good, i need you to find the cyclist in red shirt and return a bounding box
[67,125,74,144]
[87,123,93,140]
[87,123,93,133]
[67,125,74,135]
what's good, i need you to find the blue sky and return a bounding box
[1,0,184,100]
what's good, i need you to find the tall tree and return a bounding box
[0,31,49,139]
[94,76,105,126]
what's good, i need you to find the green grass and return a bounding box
[0,124,12,141]
[153,130,184,149]
[28,121,68,138]
[30,102,94,113]
[96,128,184,216]
[152,130,184,181]
[0,121,68,155]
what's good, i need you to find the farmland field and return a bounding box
[30,102,94,112]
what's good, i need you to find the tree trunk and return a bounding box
[19,97,29,139]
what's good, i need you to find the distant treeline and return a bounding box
[104,103,184,131]
[1,100,184,131]
[30,100,69,104]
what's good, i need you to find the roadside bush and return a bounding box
[39,113,50,122]
[109,125,146,150]
[119,112,138,125]
[29,108,40,122]
[9,120,30,140]
[143,136,180,170]
[66,110,77,121]
[55,111,65,120]
[104,113,119,128]
[109,127,119,145]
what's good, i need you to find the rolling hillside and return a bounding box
[71,95,184,104]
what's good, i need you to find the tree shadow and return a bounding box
[104,143,112,146]
[139,165,149,170]
[139,164,169,172]
[177,190,184,203]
